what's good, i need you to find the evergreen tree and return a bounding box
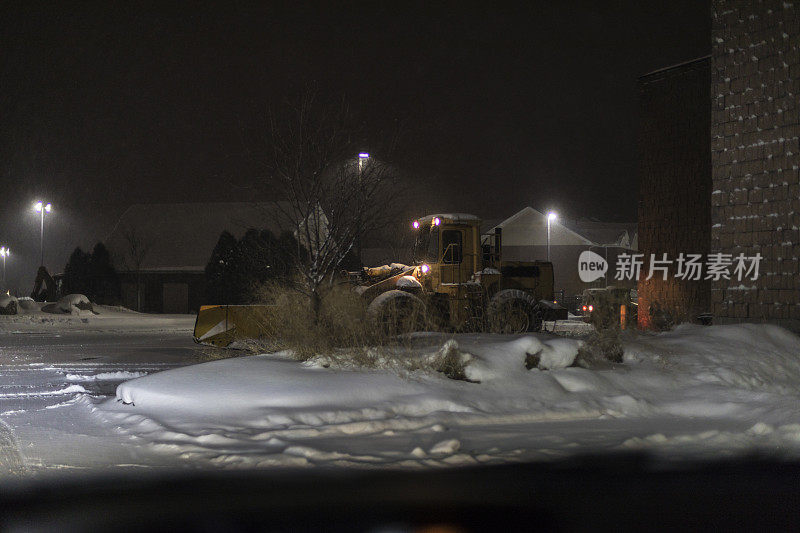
[62,248,91,296]
[204,229,302,304]
[62,243,119,303]
[204,231,238,304]
[89,242,118,304]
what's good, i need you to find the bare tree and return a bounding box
[259,88,405,319]
[120,225,153,311]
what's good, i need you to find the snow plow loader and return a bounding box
[194,213,554,347]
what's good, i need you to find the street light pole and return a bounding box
[34,201,52,266]
[546,212,557,262]
[40,209,44,265]
[0,247,8,284]
[33,202,53,266]
[356,153,369,266]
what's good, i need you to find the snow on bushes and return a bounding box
[58,294,93,314]
[424,339,474,381]
[0,295,18,315]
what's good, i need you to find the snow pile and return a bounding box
[58,294,92,314]
[0,302,195,333]
[107,334,588,436]
[114,357,466,424]
[523,337,583,370]
[626,323,800,396]
[99,324,800,469]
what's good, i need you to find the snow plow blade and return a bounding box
[193,305,278,347]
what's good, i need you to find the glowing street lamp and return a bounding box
[358,152,369,172]
[546,212,558,262]
[0,247,8,283]
[34,201,52,266]
[355,153,369,265]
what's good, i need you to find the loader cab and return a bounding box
[412,214,482,288]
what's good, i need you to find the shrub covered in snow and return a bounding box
[575,327,624,367]
[575,290,624,366]
[0,294,18,315]
[422,339,474,381]
[58,294,93,314]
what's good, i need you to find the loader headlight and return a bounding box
[420,264,430,274]
[432,217,441,226]
[412,220,420,229]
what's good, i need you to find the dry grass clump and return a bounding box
[575,327,624,366]
[648,301,675,331]
[252,281,375,361]
[575,291,624,367]
[240,282,475,380]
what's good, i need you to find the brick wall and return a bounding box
[711,0,800,329]
[638,58,712,327]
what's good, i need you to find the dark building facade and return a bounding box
[106,202,290,314]
[639,0,799,331]
[711,0,800,329]
[638,58,713,327]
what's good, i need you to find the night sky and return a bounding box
[1,1,709,291]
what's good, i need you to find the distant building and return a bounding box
[105,202,288,313]
[484,207,638,297]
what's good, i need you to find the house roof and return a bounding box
[105,202,293,272]
[485,207,637,249]
[559,218,638,248]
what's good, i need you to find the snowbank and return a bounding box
[0,301,195,333]
[110,334,587,429]
[58,294,92,314]
[625,323,800,396]
[101,324,800,469]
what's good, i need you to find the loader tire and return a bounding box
[367,290,426,337]
[488,289,542,334]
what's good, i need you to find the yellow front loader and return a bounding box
[194,213,557,347]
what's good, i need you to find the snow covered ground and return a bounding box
[1,300,195,335]
[0,310,198,477]
[2,312,800,478]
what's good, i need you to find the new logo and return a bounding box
[578,250,608,283]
